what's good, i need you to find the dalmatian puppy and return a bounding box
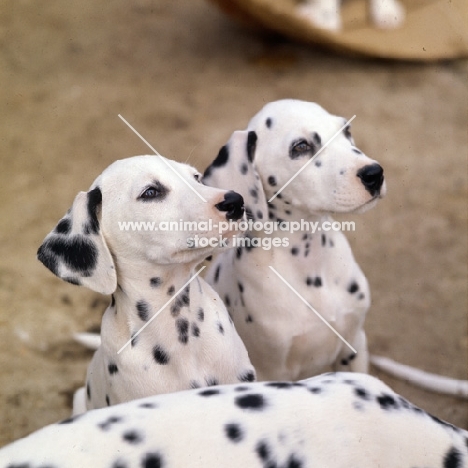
[296,0,405,31]
[0,372,466,467]
[203,99,385,382]
[37,155,256,414]
[202,99,468,398]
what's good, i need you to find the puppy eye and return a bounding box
[290,140,313,159]
[138,182,168,201]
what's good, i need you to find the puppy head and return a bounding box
[38,155,245,294]
[247,99,386,215]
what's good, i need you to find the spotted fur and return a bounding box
[38,155,255,414]
[0,373,466,468]
[203,100,386,381]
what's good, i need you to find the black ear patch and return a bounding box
[84,187,102,235]
[38,235,98,276]
[246,131,257,163]
[203,145,229,179]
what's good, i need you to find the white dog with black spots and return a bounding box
[38,155,256,414]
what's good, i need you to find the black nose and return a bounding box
[357,163,384,196]
[215,191,245,221]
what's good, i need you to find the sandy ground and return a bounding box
[0,0,467,447]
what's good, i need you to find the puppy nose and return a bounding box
[215,191,245,220]
[357,163,384,196]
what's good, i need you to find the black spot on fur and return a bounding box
[38,235,98,275]
[86,382,91,400]
[266,382,293,389]
[239,370,256,382]
[287,455,304,468]
[217,322,225,335]
[142,452,163,468]
[98,416,123,431]
[235,386,250,392]
[206,378,219,386]
[106,394,110,406]
[136,300,150,321]
[214,265,221,283]
[176,318,190,344]
[139,401,158,409]
[377,393,399,410]
[348,281,359,294]
[167,285,175,295]
[291,247,299,256]
[170,288,190,317]
[247,131,258,163]
[306,276,322,287]
[266,117,272,128]
[150,277,162,288]
[203,145,229,178]
[131,332,138,347]
[246,314,253,323]
[235,393,266,411]
[341,353,356,366]
[308,386,322,394]
[245,206,255,221]
[256,210,264,219]
[108,363,119,375]
[354,387,371,400]
[123,430,144,444]
[153,345,169,365]
[238,282,244,293]
[321,234,326,246]
[55,218,71,234]
[199,388,220,397]
[240,163,248,175]
[85,187,102,235]
[224,294,231,307]
[443,447,462,468]
[225,423,244,442]
[192,322,200,337]
[268,175,277,186]
[236,246,243,259]
[312,132,322,146]
[197,307,204,321]
[255,440,271,462]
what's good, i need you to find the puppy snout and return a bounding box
[357,163,384,196]
[215,191,245,221]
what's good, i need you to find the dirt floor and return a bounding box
[0,0,467,447]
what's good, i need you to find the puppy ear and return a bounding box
[203,130,268,222]
[37,185,117,295]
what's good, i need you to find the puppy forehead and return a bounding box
[249,100,343,136]
[100,155,196,191]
